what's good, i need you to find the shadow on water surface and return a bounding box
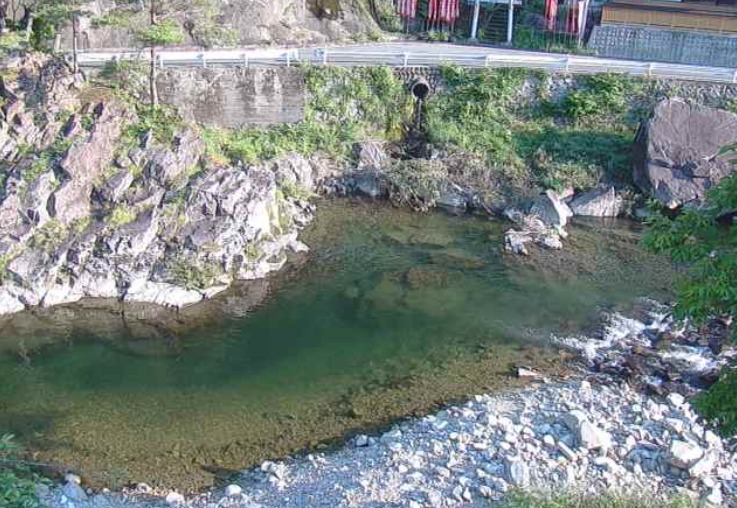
[0,199,676,491]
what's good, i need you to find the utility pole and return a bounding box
[506,0,514,43]
[470,0,481,40]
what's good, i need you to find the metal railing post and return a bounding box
[647,62,654,78]
[287,51,291,67]
[158,54,164,69]
[733,69,737,83]
[565,58,571,73]
[201,53,207,68]
[323,48,329,65]
[403,52,409,68]
[243,53,249,68]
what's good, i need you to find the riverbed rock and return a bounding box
[634,100,737,208]
[563,410,612,451]
[503,209,565,254]
[61,481,87,502]
[504,457,531,488]
[165,491,185,505]
[224,484,243,497]
[531,190,573,228]
[669,440,705,469]
[569,187,624,217]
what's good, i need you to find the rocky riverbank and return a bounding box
[36,301,737,508]
[0,53,342,316]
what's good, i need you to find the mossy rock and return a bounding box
[429,249,485,270]
[403,285,468,318]
[404,267,448,290]
[362,274,405,312]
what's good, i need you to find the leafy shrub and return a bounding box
[0,434,43,508]
[695,369,737,435]
[386,159,448,212]
[168,258,222,290]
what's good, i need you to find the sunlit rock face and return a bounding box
[58,0,379,50]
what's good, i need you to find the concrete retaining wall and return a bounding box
[157,67,305,128]
[589,24,737,68]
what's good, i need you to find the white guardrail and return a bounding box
[74,47,737,84]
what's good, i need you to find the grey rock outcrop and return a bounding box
[58,0,381,50]
[569,186,625,217]
[53,102,133,223]
[634,100,737,208]
[0,56,327,317]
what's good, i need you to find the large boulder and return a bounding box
[634,100,737,208]
[570,186,625,217]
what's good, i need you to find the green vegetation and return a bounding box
[0,435,42,508]
[203,66,413,165]
[0,254,17,283]
[645,173,737,436]
[425,65,526,166]
[497,492,693,508]
[168,258,221,290]
[386,159,447,211]
[107,205,137,228]
[644,174,737,327]
[695,371,737,436]
[122,105,185,147]
[424,66,641,193]
[29,220,68,252]
[0,31,24,55]
[280,180,313,201]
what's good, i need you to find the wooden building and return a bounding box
[601,0,737,34]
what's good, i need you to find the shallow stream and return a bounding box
[0,199,675,491]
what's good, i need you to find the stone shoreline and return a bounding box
[39,303,737,508]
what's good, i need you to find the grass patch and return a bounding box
[514,126,634,190]
[107,205,137,228]
[497,492,694,508]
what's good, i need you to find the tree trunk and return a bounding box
[23,8,34,42]
[149,0,158,108]
[0,0,7,34]
[150,45,158,108]
[72,14,79,74]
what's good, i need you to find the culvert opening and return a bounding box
[410,78,431,100]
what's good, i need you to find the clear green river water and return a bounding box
[0,199,675,491]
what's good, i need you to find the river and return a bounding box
[0,199,675,491]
